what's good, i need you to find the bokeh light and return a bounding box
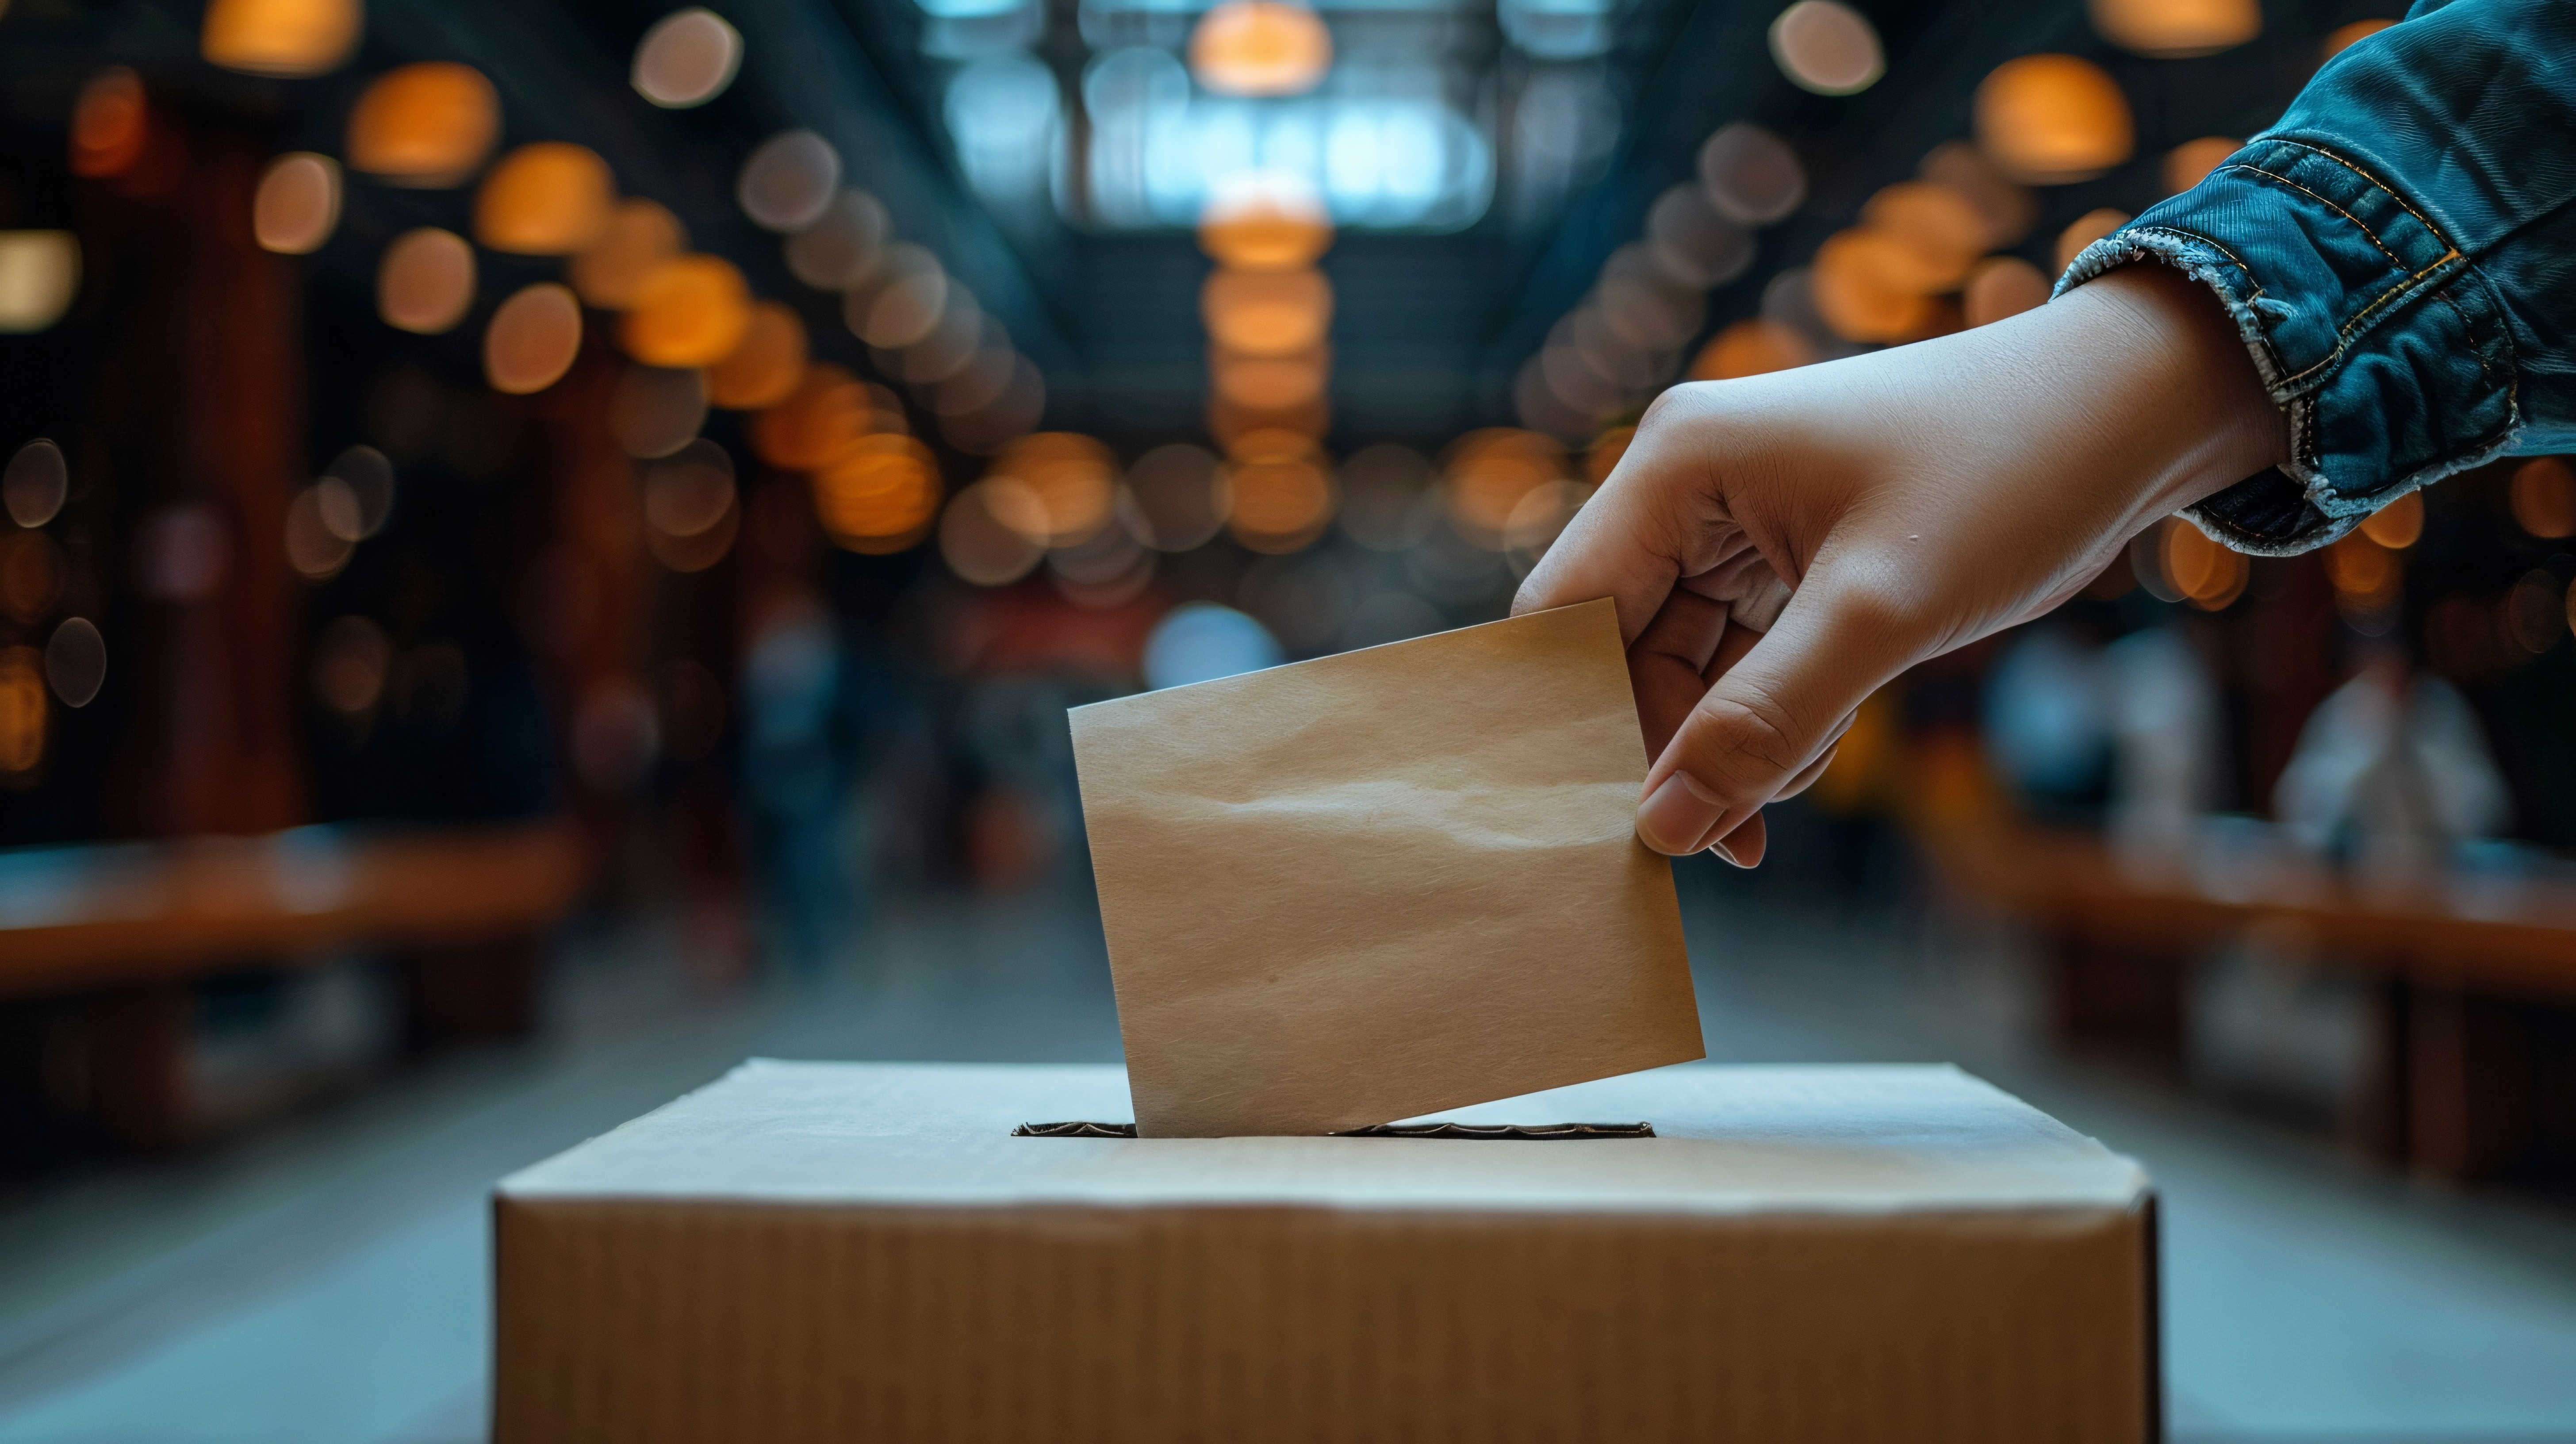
[69,69,147,179]
[1143,603,1282,689]
[571,199,687,310]
[1919,139,2036,248]
[1188,0,1332,98]
[378,227,475,335]
[752,365,884,471]
[284,482,357,580]
[1698,123,1806,226]
[1211,346,1328,411]
[1443,428,1566,549]
[611,365,710,460]
[989,433,1118,546]
[2091,0,2258,57]
[1768,1,1883,96]
[2054,207,2130,273]
[484,282,584,395]
[1690,317,1815,380]
[2162,519,2247,611]
[2359,490,2424,549]
[347,63,499,187]
[0,233,81,334]
[253,153,342,255]
[1198,182,1334,270]
[2162,136,2238,195]
[623,254,752,368]
[1646,184,1754,288]
[200,0,361,77]
[2510,457,2576,540]
[708,302,809,411]
[1974,54,2135,184]
[312,614,390,714]
[738,130,842,233]
[1503,479,1589,579]
[322,445,396,538]
[44,616,105,708]
[642,441,740,572]
[785,189,890,291]
[1202,267,1331,357]
[2322,531,2401,629]
[1861,180,1986,291]
[632,7,744,108]
[4,441,69,528]
[476,143,616,255]
[1122,444,1230,552]
[938,479,1048,585]
[1337,444,1433,551]
[1963,256,2051,326]
[815,436,942,553]
[1226,454,1336,553]
[847,245,948,349]
[1813,228,1939,342]
[0,646,46,779]
[2323,17,2397,61]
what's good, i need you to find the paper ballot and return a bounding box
[1070,599,1702,1137]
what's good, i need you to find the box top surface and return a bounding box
[500,1062,2147,1215]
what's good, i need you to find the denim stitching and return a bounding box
[2216,163,2468,384]
[2255,137,2452,249]
[2220,161,2416,272]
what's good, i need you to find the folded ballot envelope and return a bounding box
[493,1060,2161,1444]
[1067,598,1704,1137]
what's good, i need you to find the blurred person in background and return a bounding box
[1518,0,2576,865]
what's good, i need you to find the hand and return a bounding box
[1513,264,2287,864]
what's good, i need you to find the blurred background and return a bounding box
[2,0,2576,1438]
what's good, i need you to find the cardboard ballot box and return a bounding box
[494,1061,2157,1444]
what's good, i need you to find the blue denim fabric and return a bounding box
[2058,0,2576,554]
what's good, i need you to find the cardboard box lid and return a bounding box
[500,1061,2147,1216]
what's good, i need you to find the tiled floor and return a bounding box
[0,865,2570,1443]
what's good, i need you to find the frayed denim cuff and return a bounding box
[2055,136,2521,556]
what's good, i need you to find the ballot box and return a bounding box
[493,1061,2157,1444]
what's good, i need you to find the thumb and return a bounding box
[1634,576,1910,856]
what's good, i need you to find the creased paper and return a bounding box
[1070,598,1702,1137]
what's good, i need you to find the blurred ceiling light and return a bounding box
[1188,0,1331,98]
[1697,123,1805,226]
[2162,136,2237,196]
[632,7,743,108]
[739,130,841,233]
[1336,443,1432,551]
[1645,184,1754,289]
[571,199,686,309]
[347,63,499,187]
[1813,229,1940,342]
[4,441,68,528]
[253,152,342,255]
[938,357,1046,455]
[1498,0,1619,61]
[484,282,583,395]
[69,68,148,179]
[1199,180,1334,270]
[1211,346,1328,411]
[641,440,739,571]
[322,445,395,538]
[378,227,474,334]
[0,647,47,777]
[1503,479,1588,579]
[1768,1,1883,96]
[312,615,390,714]
[2162,520,2247,611]
[2323,18,2397,61]
[847,244,948,349]
[1143,603,1283,689]
[785,189,888,290]
[814,436,942,553]
[624,254,752,368]
[946,54,1061,204]
[751,365,875,470]
[1122,443,1230,552]
[938,478,1046,584]
[476,143,616,255]
[990,432,1118,546]
[2054,207,2130,273]
[611,365,709,459]
[0,233,80,334]
[1918,140,2038,248]
[2090,0,2257,58]
[1227,456,1336,553]
[1962,256,2050,326]
[284,483,358,579]
[1689,317,1814,380]
[708,301,808,410]
[2511,458,2576,540]
[1202,267,1331,356]
[200,0,360,77]
[2359,490,2424,549]
[1442,429,1566,549]
[1860,181,1985,292]
[45,617,105,708]
[1975,55,2134,185]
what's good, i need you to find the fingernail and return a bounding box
[1707,837,1739,866]
[1637,772,1721,855]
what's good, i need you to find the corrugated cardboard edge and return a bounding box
[493,1188,2158,1444]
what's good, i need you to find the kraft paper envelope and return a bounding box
[1069,598,1702,1137]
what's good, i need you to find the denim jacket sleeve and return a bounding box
[2056,0,2576,555]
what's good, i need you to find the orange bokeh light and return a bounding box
[2089,0,2258,57]
[1198,190,1334,271]
[2163,136,2239,195]
[989,433,1119,546]
[1859,181,1986,291]
[1202,267,1331,357]
[815,436,942,553]
[752,365,890,471]
[201,0,361,78]
[622,254,752,369]
[1963,256,2051,327]
[2054,207,2131,273]
[1812,229,1940,343]
[378,227,475,334]
[2323,17,2397,61]
[2511,458,2576,540]
[1689,319,1816,381]
[69,68,148,179]
[1188,0,1332,97]
[571,199,687,310]
[476,143,616,256]
[347,63,500,187]
[2162,521,2248,610]
[709,302,809,411]
[1226,457,1336,553]
[1442,429,1567,549]
[253,152,342,255]
[484,282,584,396]
[1210,346,1328,411]
[1974,54,2135,185]
[2359,490,2424,549]
[0,646,48,778]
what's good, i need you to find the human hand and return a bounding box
[1513,264,2286,864]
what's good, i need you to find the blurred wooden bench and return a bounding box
[0,819,587,1147]
[1932,820,2576,1183]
